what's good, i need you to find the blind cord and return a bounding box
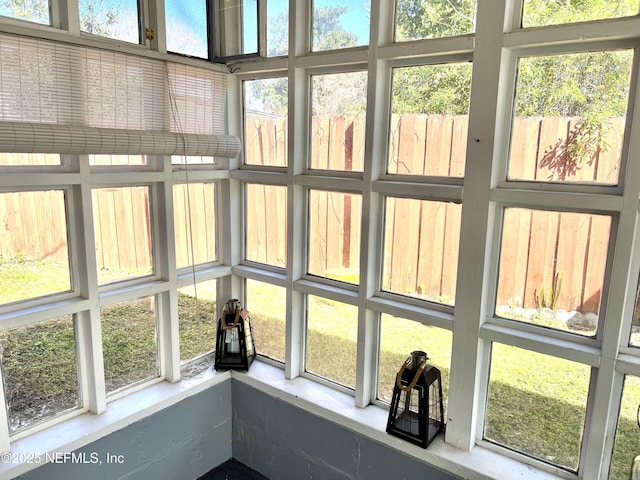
[166,64,200,319]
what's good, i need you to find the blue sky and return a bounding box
[312,0,371,43]
[92,0,371,55]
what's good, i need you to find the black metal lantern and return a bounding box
[386,350,444,448]
[214,298,256,370]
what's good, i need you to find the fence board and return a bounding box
[1,114,624,314]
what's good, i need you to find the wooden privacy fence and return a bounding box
[0,114,625,312]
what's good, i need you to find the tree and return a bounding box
[0,0,48,24]
[395,0,476,41]
[0,0,118,36]
[252,6,366,117]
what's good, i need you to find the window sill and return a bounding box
[235,361,567,480]
[1,360,565,480]
[0,369,231,479]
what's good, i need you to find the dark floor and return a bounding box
[197,459,269,480]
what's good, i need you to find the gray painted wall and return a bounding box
[16,378,461,480]
[16,381,232,480]
[232,381,461,480]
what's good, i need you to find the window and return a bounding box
[310,71,367,172]
[312,0,370,52]
[245,184,287,268]
[306,295,357,389]
[0,153,60,167]
[521,0,639,28]
[485,343,590,471]
[0,0,49,25]
[89,155,147,167]
[165,0,208,58]
[267,0,288,56]
[394,0,476,41]
[92,186,153,285]
[101,296,158,395]
[382,198,461,305]
[79,0,140,43]
[0,316,79,434]
[244,78,288,167]
[178,281,217,366]
[173,183,218,269]
[496,208,611,336]
[245,279,286,363]
[0,190,71,305]
[508,51,633,184]
[388,63,472,177]
[308,190,362,284]
[610,375,640,479]
[378,315,452,405]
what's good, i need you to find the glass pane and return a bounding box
[267,0,288,56]
[0,0,49,24]
[308,190,362,284]
[178,281,217,367]
[0,316,79,433]
[166,0,208,58]
[485,343,589,471]
[378,315,452,405]
[171,156,216,165]
[306,295,357,389]
[508,51,633,184]
[244,78,288,167]
[388,64,471,176]
[246,279,286,363]
[496,208,611,337]
[0,153,60,166]
[173,183,217,269]
[382,198,461,305]
[101,296,158,394]
[246,184,287,268]
[610,375,640,480]
[312,0,370,51]
[0,190,71,305]
[79,0,140,44]
[394,0,476,41]
[93,186,153,285]
[89,154,147,166]
[522,0,639,28]
[243,0,258,54]
[311,71,367,172]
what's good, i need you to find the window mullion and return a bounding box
[51,0,80,35]
[445,0,508,451]
[74,156,107,414]
[284,1,310,380]
[355,0,393,408]
[156,157,180,382]
[145,0,167,53]
[582,49,640,480]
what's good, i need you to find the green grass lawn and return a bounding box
[1,259,640,478]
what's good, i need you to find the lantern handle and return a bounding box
[396,356,427,392]
[221,304,245,330]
